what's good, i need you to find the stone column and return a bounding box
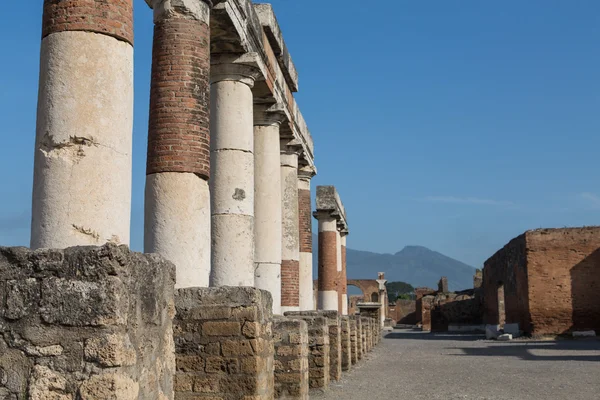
[336,229,343,314]
[298,166,316,311]
[144,0,212,288]
[254,104,285,314]
[31,0,134,249]
[340,232,348,315]
[281,145,301,313]
[210,54,261,287]
[315,212,338,311]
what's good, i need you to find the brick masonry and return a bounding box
[298,188,312,253]
[318,231,337,291]
[273,317,309,400]
[388,299,417,325]
[340,316,351,371]
[284,314,330,390]
[282,260,300,307]
[484,227,600,335]
[0,244,175,399]
[147,16,211,179]
[42,0,134,45]
[174,287,274,400]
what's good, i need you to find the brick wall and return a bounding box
[415,287,435,324]
[147,15,211,179]
[0,244,175,399]
[340,317,351,371]
[282,260,300,307]
[273,317,309,399]
[298,189,312,254]
[42,0,134,45]
[318,232,337,292]
[389,299,417,325]
[284,314,329,390]
[174,287,274,400]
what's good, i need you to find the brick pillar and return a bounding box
[284,315,330,390]
[298,166,316,311]
[145,0,212,288]
[340,233,348,315]
[349,317,358,365]
[281,145,301,312]
[315,212,338,311]
[341,316,352,371]
[174,287,274,400]
[32,0,134,249]
[273,317,309,399]
[254,104,286,314]
[210,54,262,287]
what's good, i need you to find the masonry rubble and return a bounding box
[7,1,386,398]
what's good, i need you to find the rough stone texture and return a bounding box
[421,296,433,332]
[388,299,417,325]
[438,277,449,293]
[484,227,600,336]
[273,317,309,399]
[283,314,329,390]
[174,287,274,400]
[361,317,371,352]
[473,269,483,289]
[415,287,436,325]
[42,0,134,45]
[430,289,482,332]
[349,317,358,365]
[354,316,363,361]
[0,244,175,399]
[340,317,352,371]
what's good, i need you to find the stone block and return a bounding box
[273,317,309,399]
[283,313,329,390]
[0,244,175,400]
[486,324,501,340]
[504,323,521,337]
[497,333,513,341]
[340,316,351,371]
[354,316,363,360]
[349,317,358,365]
[174,287,274,400]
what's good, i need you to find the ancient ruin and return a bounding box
[1,1,383,398]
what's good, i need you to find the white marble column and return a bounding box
[210,55,261,287]
[31,0,133,249]
[254,104,285,314]
[281,145,301,313]
[341,233,348,315]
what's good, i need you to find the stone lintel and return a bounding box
[211,0,314,168]
[314,186,348,233]
[253,3,299,92]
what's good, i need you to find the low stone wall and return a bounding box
[273,317,309,399]
[0,244,175,400]
[340,316,351,371]
[349,317,358,365]
[284,314,329,390]
[174,287,274,400]
[361,317,370,352]
[354,316,363,360]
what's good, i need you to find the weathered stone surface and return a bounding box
[0,244,175,400]
[174,287,274,400]
[273,317,309,399]
[340,317,351,371]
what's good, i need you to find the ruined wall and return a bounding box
[174,287,274,400]
[273,317,309,399]
[483,234,531,332]
[0,244,175,400]
[388,299,417,325]
[526,228,600,335]
[415,287,435,324]
[430,290,482,332]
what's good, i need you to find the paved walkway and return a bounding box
[313,328,600,400]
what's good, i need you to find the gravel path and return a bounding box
[313,328,600,400]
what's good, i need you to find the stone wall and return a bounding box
[388,299,417,325]
[349,317,358,365]
[415,287,435,325]
[421,296,433,332]
[430,290,482,332]
[273,317,309,399]
[340,317,351,371]
[0,244,175,400]
[354,316,363,360]
[174,287,274,400]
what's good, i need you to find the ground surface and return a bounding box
[313,328,600,400]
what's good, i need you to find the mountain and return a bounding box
[311,236,476,292]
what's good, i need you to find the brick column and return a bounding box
[298,166,316,311]
[315,212,338,311]
[340,232,348,315]
[281,145,301,312]
[254,104,285,314]
[210,54,262,287]
[144,0,212,288]
[32,0,134,249]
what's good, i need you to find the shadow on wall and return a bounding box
[455,340,600,362]
[570,248,600,334]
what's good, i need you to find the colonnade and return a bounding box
[30,0,318,315]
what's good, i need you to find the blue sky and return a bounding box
[1,1,599,268]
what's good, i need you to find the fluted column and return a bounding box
[298,166,316,310]
[32,0,134,249]
[281,145,301,313]
[254,104,285,314]
[144,0,212,288]
[210,54,261,287]
[316,211,339,311]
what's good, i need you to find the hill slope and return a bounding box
[311,237,476,291]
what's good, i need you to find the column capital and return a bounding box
[254,103,287,127]
[211,53,263,88]
[312,210,336,222]
[298,165,317,182]
[149,0,212,24]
